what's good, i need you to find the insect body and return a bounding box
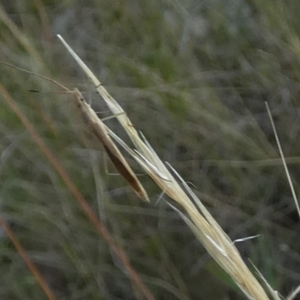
[73,88,149,202]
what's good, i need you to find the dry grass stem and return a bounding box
[0,4,43,66]
[0,215,57,300]
[251,264,281,300]
[287,285,300,300]
[58,35,272,299]
[265,102,300,218]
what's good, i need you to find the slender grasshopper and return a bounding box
[0,62,149,202]
[72,88,149,202]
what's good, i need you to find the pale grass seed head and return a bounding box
[58,34,275,300]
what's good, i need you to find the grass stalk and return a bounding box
[0,215,57,300]
[57,35,272,299]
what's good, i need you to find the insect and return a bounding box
[0,62,148,202]
[72,88,149,202]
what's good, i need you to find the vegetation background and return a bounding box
[0,0,300,299]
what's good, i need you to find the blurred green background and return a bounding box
[1,0,300,299]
